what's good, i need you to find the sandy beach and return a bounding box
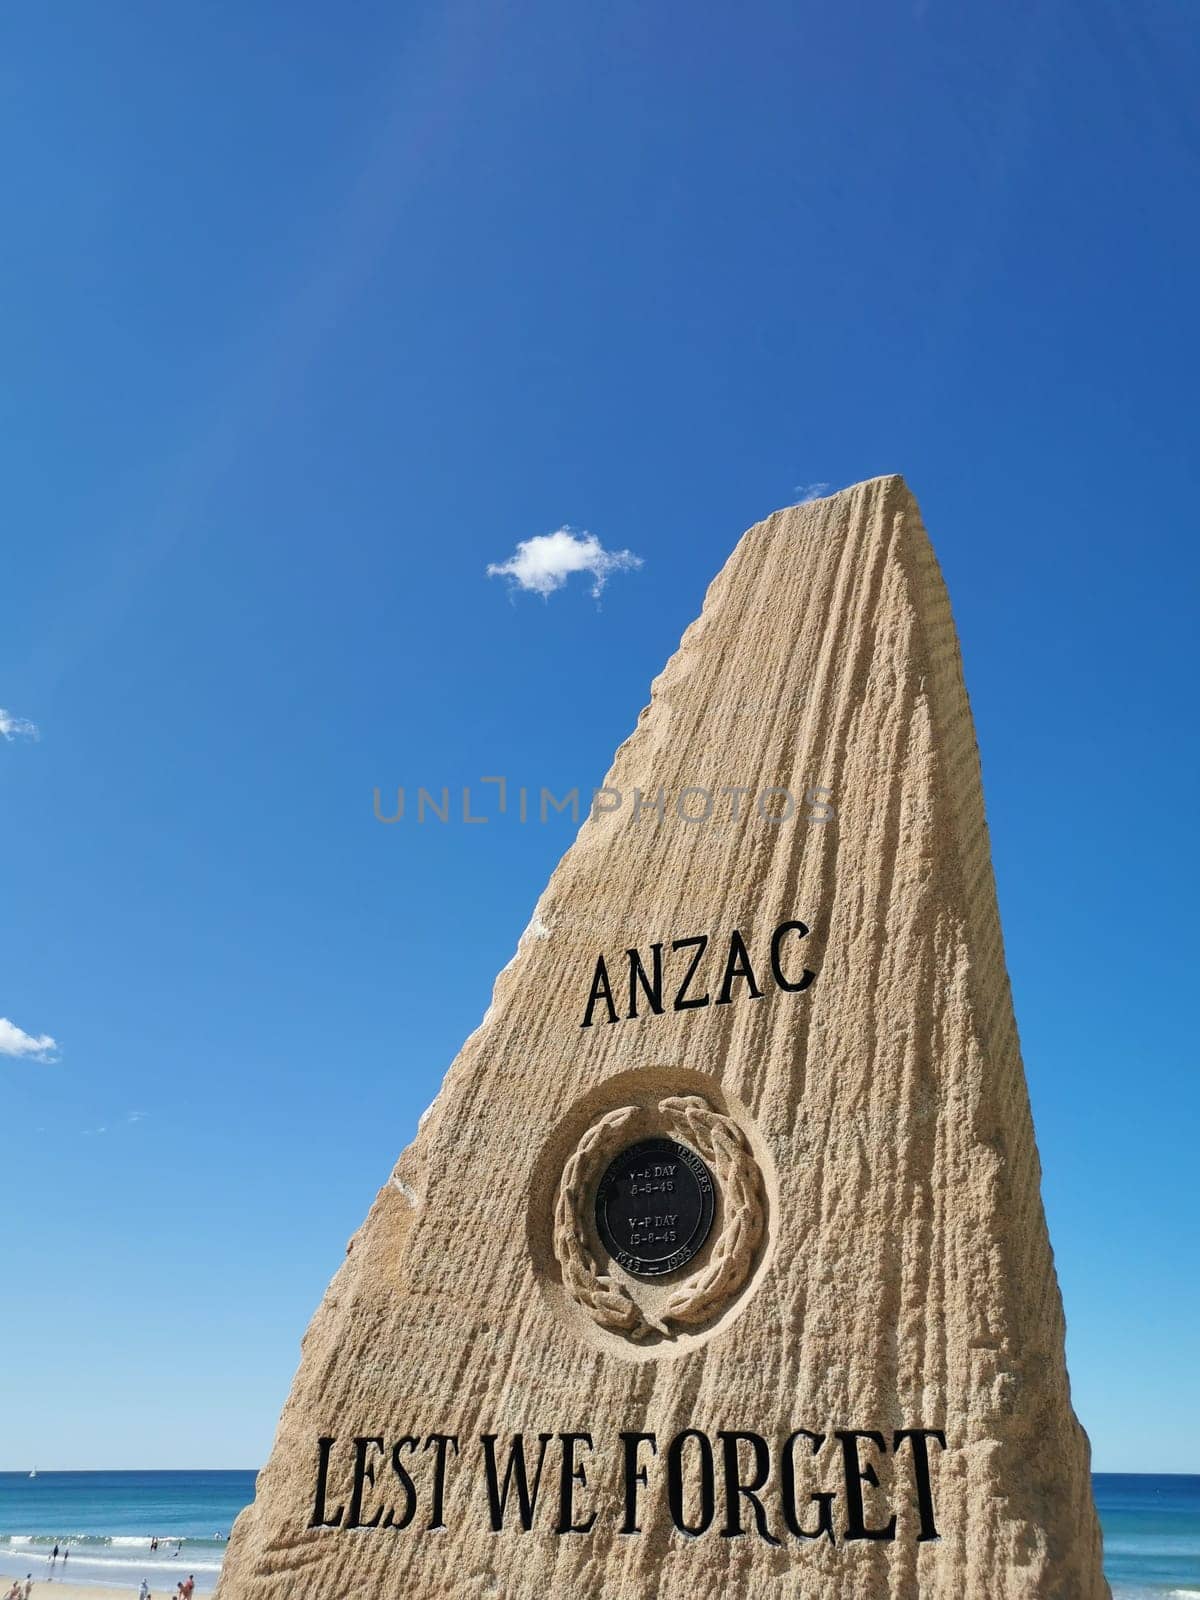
[1,1570,215,1600]
[2,1584,141,1600]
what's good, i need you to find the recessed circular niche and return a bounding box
[526,1066,776,1360]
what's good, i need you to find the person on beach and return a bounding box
[182,1577,194,1598]
[5,1580,20,1599]
[139,1580,151,1599]
[22,1575,33,1598]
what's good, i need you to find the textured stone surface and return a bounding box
[217,476,1108,1599]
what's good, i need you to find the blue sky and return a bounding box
[1,0,1197,1474]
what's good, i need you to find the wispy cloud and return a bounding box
[487,527,643,600]
[793,482,831,504]
[0,708,39,741]
[127,1111,148,1124]
[0,1017,59,1062]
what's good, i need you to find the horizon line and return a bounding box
[3,1465,1198,1477]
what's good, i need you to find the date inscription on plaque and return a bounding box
[594,1137,715,1277]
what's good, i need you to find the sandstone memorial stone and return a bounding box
[217,476,1109,1598]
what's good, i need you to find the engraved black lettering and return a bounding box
[619,1432,657,1535]
[627,943,664,1018]
[346,1436,386,1529]
[769,919,816,992]
[424,1433,459,1531]
[837,1430,897,1542]
[893,1429,946,1542]
[716,929,764,1005]
[581,956,618,1027]
[555,1433,597,1534]
[382,1437,418,1530]
[671,935,710,1011]
[780,1430,835,1543]
[667,1429,715,1536]
[481,1433,554,1531]
[309,1435,344,1529]
[718,1431,781,1546]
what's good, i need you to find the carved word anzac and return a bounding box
[581,919,817,1028]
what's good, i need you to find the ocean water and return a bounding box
[1,1469,1197,1592]
[0,1471,253,1594]
[1097,1474,1200,1598]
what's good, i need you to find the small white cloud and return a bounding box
[794,482,831,504]
[0,1017,59,1062]
[127,1111,148,1124]
[0,708,39,741]
[487,527,643,600]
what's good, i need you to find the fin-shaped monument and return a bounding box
[218,476,1109,1599]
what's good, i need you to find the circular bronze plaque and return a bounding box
[594,1137,716,1278]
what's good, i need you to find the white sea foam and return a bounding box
[1111,1588,1200,1599]
[1,1533,210,1551]
[0,1551,222,1579]
[25,1552,221,1572]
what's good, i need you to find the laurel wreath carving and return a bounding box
[552,1095,766,1342]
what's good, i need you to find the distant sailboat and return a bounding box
[28,1468,37,1478]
